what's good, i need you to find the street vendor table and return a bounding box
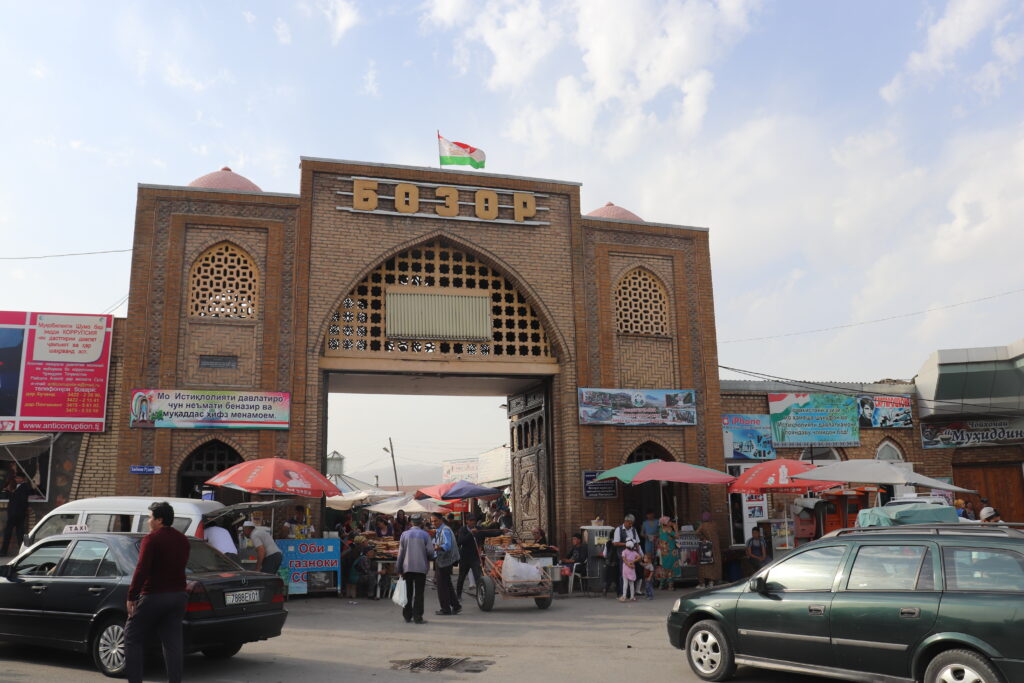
[279,538,342,596]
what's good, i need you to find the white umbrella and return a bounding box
[792,459,976,493]
[366,494,448,515]
[325,488,399,511]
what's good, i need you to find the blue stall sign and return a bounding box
[280,539,341,596]
[129,465,162,474]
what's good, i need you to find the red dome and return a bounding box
[586,202,643,222]
[188,167,262,192]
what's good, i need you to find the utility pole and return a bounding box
[387,437,400,490]
[375,474,379,488]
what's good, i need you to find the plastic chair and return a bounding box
[568,562,598,594]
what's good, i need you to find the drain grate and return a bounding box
[404,656,468,672]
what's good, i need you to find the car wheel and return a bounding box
[476,576,496,612]
[91,615,127,678]
[925,649,1005,683]
[534,595,553,609]
[685,619,736,682]
[202,643,243,659]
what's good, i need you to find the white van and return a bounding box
[23,496,225,551]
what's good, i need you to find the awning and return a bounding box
[0,433,54,461]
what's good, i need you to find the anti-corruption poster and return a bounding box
[768,393,859,448]
[856,394,913,428]
[722,414,776,460]
[578,388,697,426]
[921,418,1024,449]
[0,311,114,432]
[129,389,290,429]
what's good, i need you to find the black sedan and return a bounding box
[0,532,286,677]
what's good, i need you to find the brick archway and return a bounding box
[618,437,681,466]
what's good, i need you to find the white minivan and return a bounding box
[22,496,226,552]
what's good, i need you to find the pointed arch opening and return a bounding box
[623,441,676,522]
[177,439,244,502]
[324,238,556,362]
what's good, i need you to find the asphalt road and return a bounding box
[0,587,835,683]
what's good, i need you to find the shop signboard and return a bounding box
[0,311,114,432]
[129,389,290,429]
[856,394,913,428]
[129,465,162,475]
[768,393,859,448]
[280,539,341,596]
[441,457,479,483]
[578,388,697,426]
[722,414,776,460]
[920,417,1024,449]
[582,470,618,499]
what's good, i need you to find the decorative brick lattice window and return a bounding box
[615,268,669,335]
[188,242,259,318]
[326,239,553,359]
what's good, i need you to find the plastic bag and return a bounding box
[392,578,408,607]
[501,556,545,583]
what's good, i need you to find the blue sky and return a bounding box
[2,1,1023,479]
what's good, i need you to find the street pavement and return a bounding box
[0,586,835,683]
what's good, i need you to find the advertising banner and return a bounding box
[280,539,341,596]
[856,394,913,428]
[722,414,776,460]
[768,393,859,448]
[441,458,479,483]
[129,389,290,429]
[578,388,697,426]
[0,311,114,432]
[920,418,1024,449]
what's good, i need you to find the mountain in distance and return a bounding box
[347,462,442,489]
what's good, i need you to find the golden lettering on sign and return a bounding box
[341,177,546,225]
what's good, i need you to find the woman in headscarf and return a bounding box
[655,516,680,590]
[696,511,721,589]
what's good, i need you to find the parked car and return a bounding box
[667,523,1024,683]
[0,532,286,677]
[22,496,227,552]
[884,495,950,508]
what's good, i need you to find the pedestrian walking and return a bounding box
[125,501,191,683]
[430,512,461,615]
[1,472,31,556]
[455,514,483,601]
[242,520,283,574]
[396,514,434,624]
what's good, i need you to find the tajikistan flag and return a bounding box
[438,132,486,169]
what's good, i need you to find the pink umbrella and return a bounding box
[728,459,842,495]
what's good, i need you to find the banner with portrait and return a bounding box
[578,388,696,426]
[856,394,913,428]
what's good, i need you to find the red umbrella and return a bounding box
[414,482,455,500]
[205,457,342,498]
[728,459,841,494]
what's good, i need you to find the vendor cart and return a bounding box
[476,536,554,611]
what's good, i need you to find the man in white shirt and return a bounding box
[242,521,283,574]
[204,521,239,563]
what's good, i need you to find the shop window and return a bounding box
[876,442,903,462]
[800,447,841,463]
[327,239,552,359]
[614,268,669,336]
[188,242,259,319]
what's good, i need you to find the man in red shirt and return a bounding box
[125,501,191,683]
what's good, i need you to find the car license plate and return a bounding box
[225,589,261,605]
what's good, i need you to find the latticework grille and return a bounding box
[188,242,259,318]
[326,240,553,359]
[615,268,669,335]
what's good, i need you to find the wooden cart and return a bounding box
[476,540,553,611]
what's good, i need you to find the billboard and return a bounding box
[921,418,1024,449]
[0,311,114,432]
[722,414,776,460]
[768,393,859,448]
[441,458,479,483]
[578,388,697,426]
[856,394,913,428]
[129,389,290,429]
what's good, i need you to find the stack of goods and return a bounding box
[484,535,513,559]
[370,538,399,559]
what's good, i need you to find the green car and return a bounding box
[667,524,1024,683]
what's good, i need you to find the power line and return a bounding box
[0,248,132,261]
[719,286,1024,344]
[101,293,129,314]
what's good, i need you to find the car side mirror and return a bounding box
[749,575,767,593]
[0,565,12,580]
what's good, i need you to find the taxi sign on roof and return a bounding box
[63,524,89,534]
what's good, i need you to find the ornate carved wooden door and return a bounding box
[508,384,549,537]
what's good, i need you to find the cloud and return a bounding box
[163,62,232,92]
[30,62,50,79]
[422,0,471,27]
[274,17,292,44]
[242,10,256,24]
[973,32,1024,96]
[362,59,379,96]
[881,0,1014,101]
[321,0,359,45]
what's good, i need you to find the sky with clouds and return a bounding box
[2,1,1023,479]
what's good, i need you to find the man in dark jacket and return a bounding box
[396,515,434,623]
[455,514,483,600]
[1,472,31,556]
[125,501,191,683]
